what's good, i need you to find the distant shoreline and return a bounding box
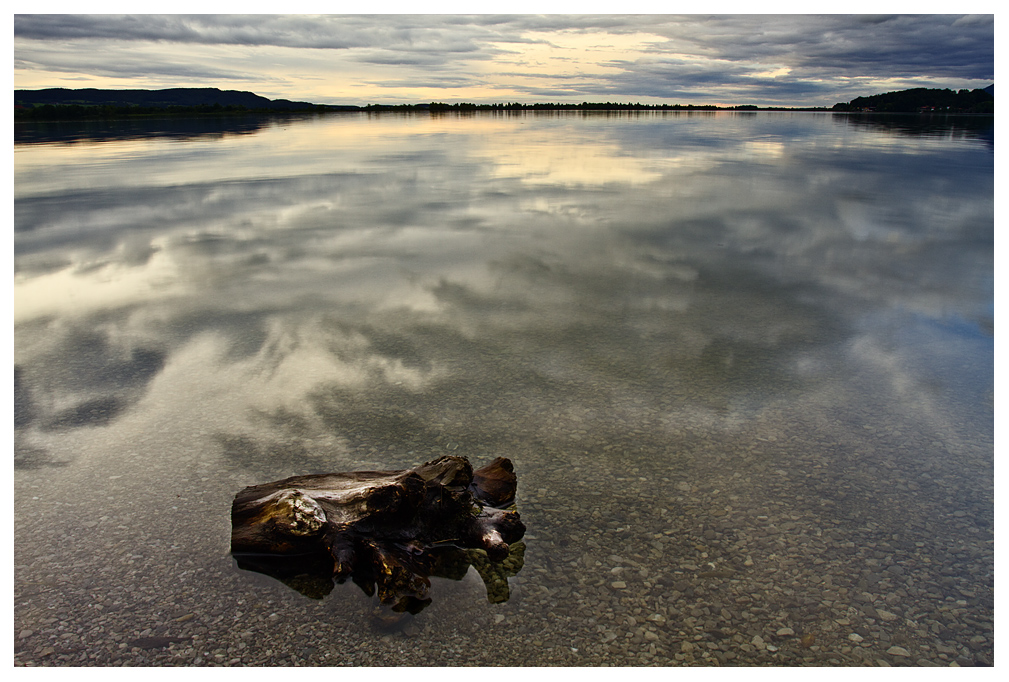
[15,85,993,120]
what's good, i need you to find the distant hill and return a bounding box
[15,87,336,110]
[18,85,994,118]
[833,86,993,113]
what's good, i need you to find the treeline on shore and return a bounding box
[15,86,994,121]
[831,87,993,113]
[14,101,829,120]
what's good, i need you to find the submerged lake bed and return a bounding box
[13,111,993,666]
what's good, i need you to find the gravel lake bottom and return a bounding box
[14,381,994,667]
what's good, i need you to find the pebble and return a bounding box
[887,646,911,657]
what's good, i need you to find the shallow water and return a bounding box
[14,111,993,666]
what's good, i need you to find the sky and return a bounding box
[11,6,998,108]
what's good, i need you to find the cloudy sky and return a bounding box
[12,6,996,107]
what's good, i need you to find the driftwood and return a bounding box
[231,455,525,613]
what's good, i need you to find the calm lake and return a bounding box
[13,111,993,666]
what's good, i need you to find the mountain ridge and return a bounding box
[14,87,346,111]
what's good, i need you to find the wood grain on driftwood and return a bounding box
[231,456,525,613]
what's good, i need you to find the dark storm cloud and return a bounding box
[11,13,627,44]
[14,14,375,49]
[791,15,993,79]
[575,15,993,104]
[13,14,531,51]
[14,14,535,71]
[13,14,993,105]
[15,14,993,77]
[640,15,993,80]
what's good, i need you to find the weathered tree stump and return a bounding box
[231,455,525,613]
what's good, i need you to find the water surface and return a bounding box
[14,111,993,666]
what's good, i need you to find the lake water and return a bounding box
[13,111,993,666]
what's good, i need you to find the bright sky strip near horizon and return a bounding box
[11,7,995,108]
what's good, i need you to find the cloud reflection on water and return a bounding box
[13,112,992,473]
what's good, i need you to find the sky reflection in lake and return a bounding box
[13,112,993,666]
[14,113,992,435]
